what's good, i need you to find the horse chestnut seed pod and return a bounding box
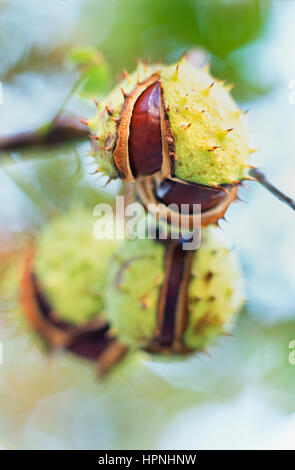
[106,228,245,354]
[19,207,128,376]
[88,58,253,188]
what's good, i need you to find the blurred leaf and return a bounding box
[196,0,271,59]
[69,47,112,97]
[79,63,112,97]
[69,47,105,67]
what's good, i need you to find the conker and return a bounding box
[135,175,238,228]
[128,81,162,177]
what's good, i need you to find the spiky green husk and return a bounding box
[89,59,251,186]
[33,206,119,326]
[88,62,160,177]
[161,61,251,185]
[184,230,245,349]
[106,228,245,351]
[106,239,165,348]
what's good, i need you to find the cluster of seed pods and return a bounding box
[86,59,247,358]
[19,58,295,374]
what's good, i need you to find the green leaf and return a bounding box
[69,47,112,98]
[79,62,112,97]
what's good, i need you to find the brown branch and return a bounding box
[250,168,295,211]
[0,113,89,152]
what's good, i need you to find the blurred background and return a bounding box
[0,0,295,450]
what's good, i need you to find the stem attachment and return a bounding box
[250,168,295,211]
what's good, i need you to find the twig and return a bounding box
[0,69,90,153]
[0,113,88,152]
[250,168,295,211]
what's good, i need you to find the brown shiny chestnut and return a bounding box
[113,73,174,181]
[156,179,232,213]
[151,238,194,352]
[128,81,162,177]
[135,175,238,228]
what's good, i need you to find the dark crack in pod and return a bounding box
[135,174,239,228]
[106,228,245,354]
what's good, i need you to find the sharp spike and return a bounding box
[92,97,99,107]
[213,185,231,196]
[123,69,131,81]
[201,81,215,96]
[119,87,128,99]
[173,64,179,81]
[208,146,220,152]
[89,134,100,141]
[102,177,113,188]
[244,164,257,170]
[243,176,256,182]
[109,116,120,123]
[219,127,233,138]
[180,51,188,63]
[143,58,151,71]
[80,118,89,126]
[105,105,113,116]
[211,183,223,190]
